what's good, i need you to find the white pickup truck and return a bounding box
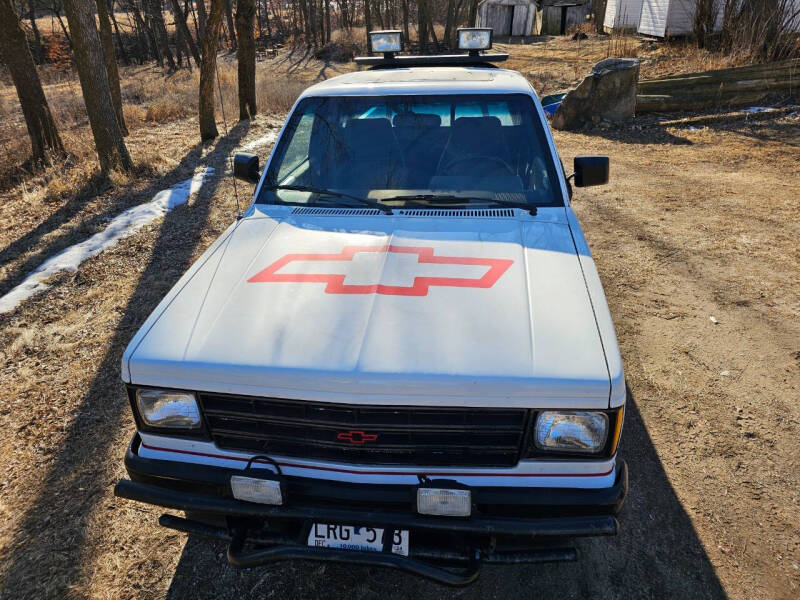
[115,30,627,586]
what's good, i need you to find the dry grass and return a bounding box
[0,54,307,199]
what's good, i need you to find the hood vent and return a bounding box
[291,207,383,216]
[291,207,517,218]
[397,208,515,218]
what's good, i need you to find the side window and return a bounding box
[277,111,314,182]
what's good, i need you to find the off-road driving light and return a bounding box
[136,389,201,429]
[230,475,284,505]
[535,411,608,454]
[417,488,472,517]
[457,28,492,51]
[368,30,403,54]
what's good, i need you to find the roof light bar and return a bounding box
[356,29,507,68]
[368,30,403,56]
[457,28,493,52]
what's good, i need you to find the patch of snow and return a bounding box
[0,167,214,315]
[740,106,773,113]
[239,131,278,152]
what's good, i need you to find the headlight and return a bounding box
[136,389,201,429]
[534,411,608,454]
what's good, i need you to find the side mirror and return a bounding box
[234,152,260,183]
[573,155,609,187]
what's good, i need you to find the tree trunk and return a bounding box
[146,0,176,69]
[592,0,607,34]
[468,0,479,26]
[324,0,331,42]
[108,0,131,65]
[95,0,127,135]
[62,0,133,173]
[236,0,256,119]
[197,0,208,40]
[401,0,409,43]
[417,0,427,51]
[0,0,65,163]
[170,0,201,66]
[128,0,162,64]
[199,0,223,140]
[364,0,372,41]
[27,0,44,62]
[223,0,237,49]
[52,4,73,47]
[444,0,456,48]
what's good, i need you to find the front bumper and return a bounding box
[115,434,628,586]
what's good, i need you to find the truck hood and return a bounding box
[125,207,611,407]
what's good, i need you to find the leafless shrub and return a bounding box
[605,31,640,59]
[694,0,720,49]
[720,0,800,61]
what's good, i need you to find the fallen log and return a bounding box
[636,59,800,113]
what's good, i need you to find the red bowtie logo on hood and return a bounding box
[247,245,513,296]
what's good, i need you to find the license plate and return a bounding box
[307,523,409,556]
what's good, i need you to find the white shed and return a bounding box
[477,0,539,37]
[603,0,644,32]
[638,0,722,37]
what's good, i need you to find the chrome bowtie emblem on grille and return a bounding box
[337,430,379,445]
[247,245,513,296]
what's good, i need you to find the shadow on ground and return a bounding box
[163,393,726,600]
[0,121,248,599]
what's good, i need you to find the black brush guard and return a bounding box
[115,434,627,586]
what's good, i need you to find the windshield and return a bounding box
[258,94,563,208]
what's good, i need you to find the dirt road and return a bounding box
[0,93,798,599]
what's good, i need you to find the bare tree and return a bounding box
[199,0,224,140]
[27,0,45,62]
[145,0,176,69]
[236,0,257,119]
[694,0,719,49]
[224,0,238,48]
[0,0,65,163]
[49,0,73,47]
[62,0,133,173]
[108,0,131,65]
[197,0,208,40]
[170,0,201,66]
[95,0,128,134]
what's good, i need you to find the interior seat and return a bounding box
[331,118,405,189]
[435,116,514,176]
[392,113,445,187]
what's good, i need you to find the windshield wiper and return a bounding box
[262,184,393,214]
[382,194,537,215]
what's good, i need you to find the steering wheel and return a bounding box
[440,155,516,177]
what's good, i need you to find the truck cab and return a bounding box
[115,30,627,586]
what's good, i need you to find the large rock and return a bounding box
[552,58,641,131]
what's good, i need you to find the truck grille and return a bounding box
[198,393,528,467]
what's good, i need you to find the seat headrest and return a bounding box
[447,116,505,152]
[344,118,395,158]
[392,113,442,129]
[452,116,503,133]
